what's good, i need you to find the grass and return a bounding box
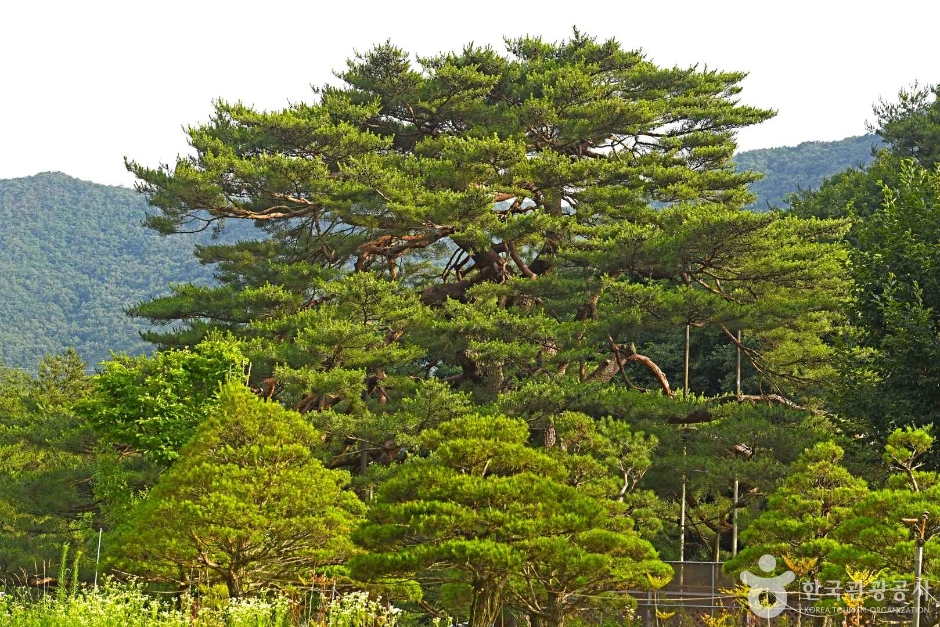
[0,580,292,627]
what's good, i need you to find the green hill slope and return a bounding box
[0,172,252,370]
[735,134,883,209]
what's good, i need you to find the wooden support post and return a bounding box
[732,478,739,557]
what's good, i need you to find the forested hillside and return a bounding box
[735,134,882,208]
[0,173,252,369]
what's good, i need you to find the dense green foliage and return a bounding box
[76,337,246,464]
[734,134,881,209]
[724,441,869,582]
[351,414,669,627]
[726,427,940,609]
[112,383,365,598]
[836,161,940,440]
[0,140,880,373]
[0,173,256,370]
[5,32,940,627]
[0,352,96,576]
[830,428,940,584]
[790,84,940,459]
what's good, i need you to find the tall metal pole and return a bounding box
[913,512,928,627]
[684,324,691,396]
[679,446,687,586]
[902,512,929,627]
[93,528,103,588]
[732,479,739,557]
[733,331,742,562]
[914,540,924,627]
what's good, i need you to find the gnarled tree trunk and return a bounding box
[469,580,506,627]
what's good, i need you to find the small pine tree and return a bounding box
[724,441,869,583]
[350,413,670,627]
[111,382,365,597]
[832,427,940,587]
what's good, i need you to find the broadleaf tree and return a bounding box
[834,162,940,446]
[77,336,247,464]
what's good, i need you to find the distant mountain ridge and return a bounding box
[0,136,883,369]
[735,134,883,209]
[0,172,255,370]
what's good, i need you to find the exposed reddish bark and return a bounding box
[586,351,672,396]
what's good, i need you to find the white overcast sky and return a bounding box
[1,0,937,187]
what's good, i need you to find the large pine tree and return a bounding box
[128,32,844,410]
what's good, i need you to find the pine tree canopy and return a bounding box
[349,413,670,627]
[110,382,365,598]
[126,31,847,430]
